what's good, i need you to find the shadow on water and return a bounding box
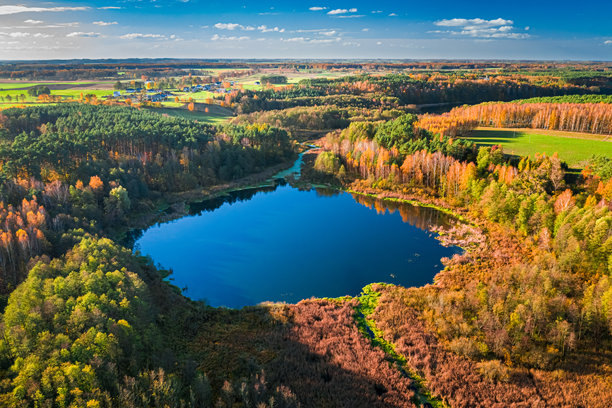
[125,181,286,248]
[188,183,281,216]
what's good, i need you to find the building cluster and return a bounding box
[109,80,236,103]
[181,82,235,94]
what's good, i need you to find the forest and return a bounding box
[0,104,294,294]
[416,102,612,136]
[229,73,599,114]
[0,61,611,407]
[310,107,612,403]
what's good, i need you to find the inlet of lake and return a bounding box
[134,159,461,308]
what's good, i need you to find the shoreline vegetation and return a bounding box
[0,62,611,407]
[121,155,299,244]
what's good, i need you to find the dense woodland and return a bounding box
[0,63,611,407]
[0,105,294,293]
[230,73,602,115]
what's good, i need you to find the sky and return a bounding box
[0,1,610,61]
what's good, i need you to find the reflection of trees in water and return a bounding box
[128,182,285,248]
[351,193,453,231]
[128,184,452,248]
[188,183,280,215]
[314,187,341,198]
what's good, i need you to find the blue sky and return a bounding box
[0,1,610,60]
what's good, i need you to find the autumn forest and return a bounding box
[0,59,610,407]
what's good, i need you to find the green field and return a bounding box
[0,85,114,107]
[463,127,612,168]
[49,89,113,98]
[0,83,47,90]
[232,70,350,88]
[148,104,233,124]
[172,90,218,101]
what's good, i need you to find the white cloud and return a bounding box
[435,18,513,27]
[93,21,117,26]
[1,22,79,29]
[120,33,165,40]
[214,22,259,31]
[310,38,340,44]
[604,40,612,45]
[389,13,397,17]
[24,19,43,24]
[371,10,382,14]
[257,25,285,33]
[335,15,364,19]
[211,34,250,41]
[309,6,327,11]
[215,23,242,30]
[98,6,122,10]
[67,32,101,38]
[6,32,29,38]
[282,36,340,44]
[432,18,529,39]
[327,8,357,15]
[320,30,337,36]
[0,31,52,38]
[362,28,370,31]
[0,5,89,15]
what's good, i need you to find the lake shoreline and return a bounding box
[116,154,300,246]
[296,148,484,253]
[134,163,462,308]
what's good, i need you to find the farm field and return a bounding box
[191,68,252,74]
[0,81,117,108]
[168,90,217,102]
[149,103,233,124]
[232,69,354,88]
[462,127,612,167]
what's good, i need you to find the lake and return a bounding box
[135,162,461,308]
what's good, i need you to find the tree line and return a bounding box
[229,73,596,115]
[416,101,612,137]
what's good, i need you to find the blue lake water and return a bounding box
[135,181,461,308]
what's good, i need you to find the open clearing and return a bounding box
[232,70,353,88]
[462,127,612,168]
[148,103,233,124]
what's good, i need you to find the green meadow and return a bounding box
[463,127,612,168]
[148,104,233,124]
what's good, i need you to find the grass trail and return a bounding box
[354,284,448,408]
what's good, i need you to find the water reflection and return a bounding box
[134,183,461,308]
[351,194,452,231]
